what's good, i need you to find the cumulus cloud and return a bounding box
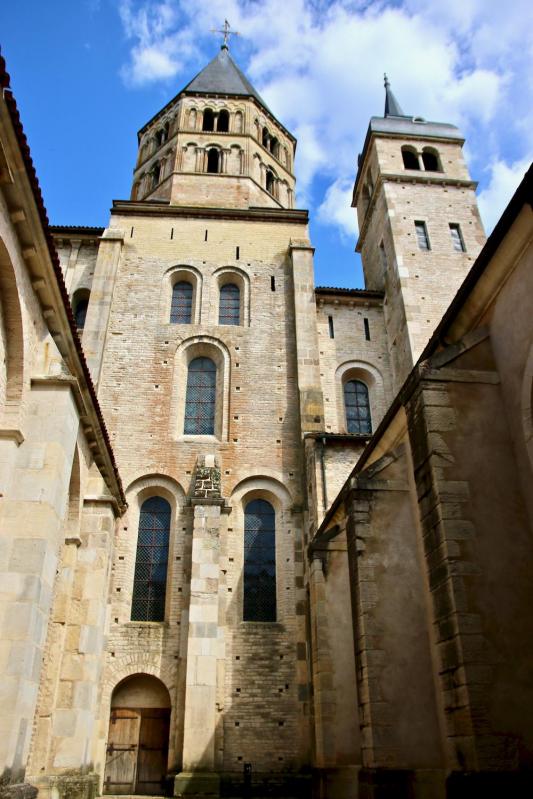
[478,157,531,233]
[117,0,532,238]
[317,178,358,239]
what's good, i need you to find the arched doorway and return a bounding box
[103,674,171,796]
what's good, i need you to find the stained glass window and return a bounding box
[219,283,240,325]
[170,281,193,323]
[184,357,216,435]
[244,499,276,622]
[131,496,171,622]
[344,380,372,435]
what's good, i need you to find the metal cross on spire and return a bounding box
[211,19,240,50]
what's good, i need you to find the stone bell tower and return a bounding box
[131,43,296,210]
[352,77,486,391]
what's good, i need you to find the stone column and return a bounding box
[289,239,325,433]
[175,456,227,798]
[82,228,123,387]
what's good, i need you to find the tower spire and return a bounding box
[383,74,405,117]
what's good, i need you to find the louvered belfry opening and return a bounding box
[243,499,276,622]
[131,497,171,621]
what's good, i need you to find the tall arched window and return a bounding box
[131,496,171,622]
[207,148,220,173]
[344,380,372,434]
[217,109,229,132]
[170,281,193,323]
[73,290,90,331]
[266,169,275,195]
[74,297,89,330]
[244,499,276,622]
[184,357,216,434]
[219,283,240,325]
[202,109,215,131]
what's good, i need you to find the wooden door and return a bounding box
[136,708,170,795]
[103,708,141,795]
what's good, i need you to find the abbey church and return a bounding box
[0,39,533,799]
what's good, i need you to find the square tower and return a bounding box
[352,78,486,391]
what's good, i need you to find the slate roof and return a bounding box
[182,46,271,112]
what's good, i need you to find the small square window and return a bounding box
[414,221,430,251]
[449,223,466,252]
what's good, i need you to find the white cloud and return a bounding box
[317,178,358,239]
[117,0,533,238]
[478,157,531,233]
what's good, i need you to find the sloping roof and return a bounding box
[182,46,271,111]
[0,54,126,511]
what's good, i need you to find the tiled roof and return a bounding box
[0,54,125,508]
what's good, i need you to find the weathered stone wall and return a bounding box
[88,208,313,781]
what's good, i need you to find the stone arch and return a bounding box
[171,336,231,442]
[230,475,295,625]
[188,107,197,130]
[162,264,203,325]
[401,145,420,170]
[335,360,384,435]
[422,146,442,172]
[212,265,251,327]
[72,287,91,331]
[0,236,25,422]
[234,109,244,134]
[123,474,186,625]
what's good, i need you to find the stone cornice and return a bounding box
[111,199,308,225]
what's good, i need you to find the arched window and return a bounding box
[270,136,279,158]
[73,291,90,331]
[401,146,420,170]
[219,283,240,325]
[344,379,372,434]
[262,127,269,147]
[422,147,442,172]
[244,499,276,622]
[207,148,220,174]
[202,109,215,131]
[131,496,171,622]
[235,110,243,133]
[217,109,229,132]
[151,162,161,188]
[170,281,193,324]
[188,108,197,130]
[184,357,216,434]
[266,169,275,195]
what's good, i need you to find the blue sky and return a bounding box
[1,0,532,288]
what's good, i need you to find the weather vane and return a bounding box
[211,19,240,49]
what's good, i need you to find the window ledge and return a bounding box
[178,434,220,443]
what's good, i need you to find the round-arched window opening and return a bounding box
[422,148,442,172]
[73,292,90,331]
[217,110,229,132]
[207,148,220,174]
[266,170,275,195]
[344,379,372,434]
[262,127,269,147]
[202,109,215,132]
[401,146,420,170]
